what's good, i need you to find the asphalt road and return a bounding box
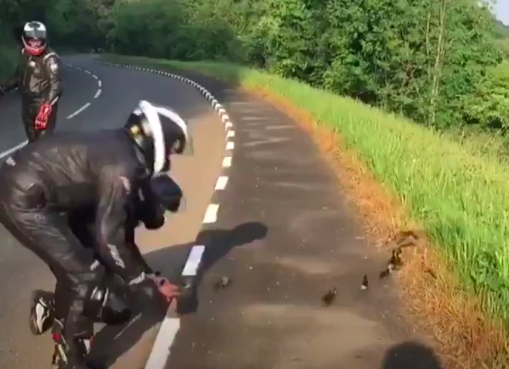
[0,56,442,369]
[154,74,444,369]
[0,55,225,368]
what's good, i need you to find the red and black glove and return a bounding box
[147,274,181,302]
[35,104,52,130]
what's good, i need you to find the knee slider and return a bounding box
[100,289,131,325]
[82,279,131,325]
[76,263,131,326]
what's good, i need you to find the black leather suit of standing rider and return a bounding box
[0,22,62,142]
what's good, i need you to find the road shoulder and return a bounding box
[160,73,441,369]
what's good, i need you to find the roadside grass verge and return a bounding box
[102,54,509,367]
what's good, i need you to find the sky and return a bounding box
[495,0,509,25]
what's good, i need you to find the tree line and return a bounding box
[1,0,509,132]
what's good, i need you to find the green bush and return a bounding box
[462,61,509,130]
[0,39,18,81]
[3,0,509,134]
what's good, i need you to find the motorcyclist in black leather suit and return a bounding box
[0,100,189,369]
[28,173,183,335]
[0,21,62,142]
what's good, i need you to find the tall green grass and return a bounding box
[103,54,509,325]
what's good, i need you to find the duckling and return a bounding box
[214,276,232,290]
[321,287,337,306]
[361,275,369,290]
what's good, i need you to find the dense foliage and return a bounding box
[1,0,509,131]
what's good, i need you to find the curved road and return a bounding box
[0,55,226,368]
[0,55,440,369]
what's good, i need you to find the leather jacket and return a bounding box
[0,46,62,106]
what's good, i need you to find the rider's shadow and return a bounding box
[88,221,268,367]
[381,340,443,369]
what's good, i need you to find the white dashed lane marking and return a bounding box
[222,156,232,167]
[65,65,102,119]
[203,204,220,224]
[104,61,236,369]
[215,176,228,190]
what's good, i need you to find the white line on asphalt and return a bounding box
[203,204,219,223]
[144,318,180,369]
[222,156,232,167]
[109,62,236,369]
[181,245,206,276]
[66,102,90,119]
[0,140,28,159]
[215,176,228,190]
[65,65,102,119]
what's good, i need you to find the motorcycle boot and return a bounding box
[29,289,55,335]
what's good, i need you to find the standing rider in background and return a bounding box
[0,21,62,142]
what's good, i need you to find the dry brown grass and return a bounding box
[246,87,509,369]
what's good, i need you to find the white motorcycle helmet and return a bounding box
[124,100,191,175]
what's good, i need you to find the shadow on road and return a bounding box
[381,341,443,369]
[177,221,268,315]
[89,221,268,367]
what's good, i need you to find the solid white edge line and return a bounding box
[0,140,28,159]
[203,204,219,224]
[215,176,228,190]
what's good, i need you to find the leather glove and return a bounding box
[35,104,52,129]
[128,273,181,304]
[147,274,181,302]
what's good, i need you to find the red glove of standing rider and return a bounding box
[35,104,52,129]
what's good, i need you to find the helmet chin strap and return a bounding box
[138,100,165,174]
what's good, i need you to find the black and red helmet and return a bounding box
[22,21,47,56]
